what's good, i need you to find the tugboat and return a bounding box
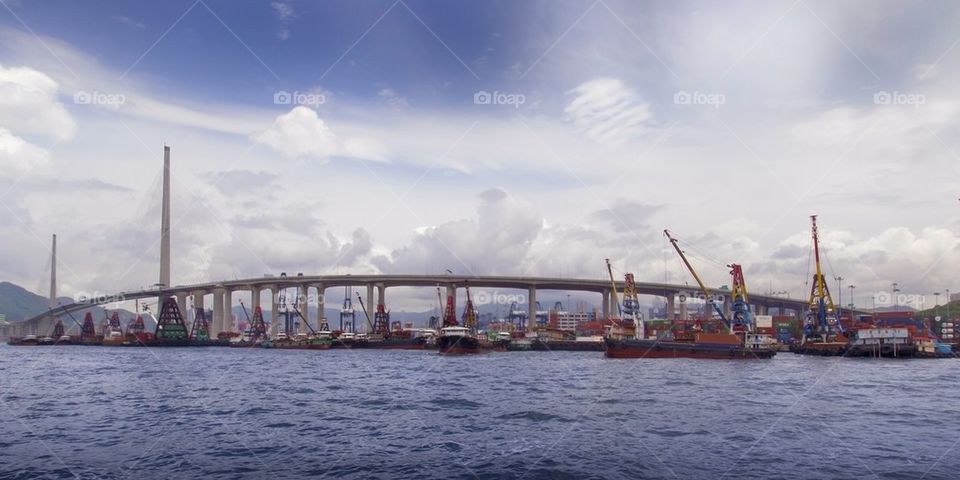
[791,216,848,356]
[605,233,777,360]
[437,284,485,355]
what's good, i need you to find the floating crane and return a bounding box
[794,215,848,355]
[441,287,458,328]
[664,230,731,333]
[728,264,753,333]
[463,282,478,332]
[190,307,210,341]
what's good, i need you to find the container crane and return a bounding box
[508,302,526,333]
[728,264,753,333]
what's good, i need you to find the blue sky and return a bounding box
[1,0,959,311]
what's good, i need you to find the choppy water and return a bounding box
[1,346,958,479]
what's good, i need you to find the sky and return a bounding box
[1,0,959,312]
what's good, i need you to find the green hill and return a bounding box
[914,300,960,321]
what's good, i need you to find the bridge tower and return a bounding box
[159,145,171,293]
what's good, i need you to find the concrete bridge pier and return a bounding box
[366,283,375,324]
[679,298,688,321]
[175,292,187,317]
[223,289,233,332]
[601,289,610,319]
[251,287,261,310]
[298,284,308,334]
[666,293,676,321]
[269,286,280,336]
[376,283,386,307]
[212,288,224,337]
[315,283,325,327]
[191,292,205,334]
[527,286,536,331]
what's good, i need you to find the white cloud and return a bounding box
[0,64,76,141]
[564,77,652,146]
[253,106,386,161]
[0,128,49,175]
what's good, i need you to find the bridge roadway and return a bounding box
[4,274,855,338]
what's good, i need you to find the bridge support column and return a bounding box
[175,293,187,317]
[366,284,375,328]
[723,296,732,319]
[298,284,308,334]
[666,294,676,321]
[528,286,537,331]
[601,289,610,319]
[376,283,386,307]
[251,287,261,310]
[679,298,688,321]
[315,283,325,327]
[223,289,233,332]
[212,288,224,337]
[269,286,280,336]
[192,292,205,333]
[755,304,767,316]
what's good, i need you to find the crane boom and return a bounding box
[604,258,622,318]
[664,229,730,330]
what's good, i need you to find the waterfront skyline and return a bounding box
[1,1,959,310]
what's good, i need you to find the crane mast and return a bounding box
[728,264,753,333]
[604,258,622,319]
[806,215,843,338]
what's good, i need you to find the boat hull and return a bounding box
[605,338,775,359]
[789,342,848,356]
[437,335,485,355]
[531,339,604,352]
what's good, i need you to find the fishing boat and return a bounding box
[605,233,777,360]
[437,283,486,355]
[791,216,848,356]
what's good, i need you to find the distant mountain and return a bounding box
[0,281,67,322]
[0,281,139,334]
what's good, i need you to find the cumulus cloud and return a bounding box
[0,127,49,175]
[564,77,652,146]
[373,188,542,275]
[0,64,76,141]
[253,106,386,161]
